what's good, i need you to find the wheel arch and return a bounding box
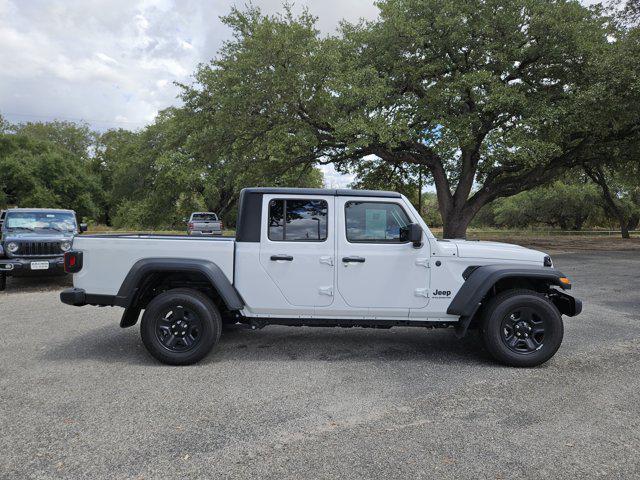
[450,265,580,338]
[115,258,244,327]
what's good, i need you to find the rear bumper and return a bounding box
[0,257,65,275]
[60,287,87,306]
[60,287,116,307]
[188,230,223,236]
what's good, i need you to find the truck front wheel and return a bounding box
[481,289,564,368]
[140,288,222,365]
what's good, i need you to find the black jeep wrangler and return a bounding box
[0,208,87,290]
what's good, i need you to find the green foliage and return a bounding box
[94,107,323,229]
[179,0,630,238]
[348,160,423,202]
[14,121,96,160]
[0,122,100,219]
[489,180,603,230]
[2,1,639,236]
[419,192,444,227]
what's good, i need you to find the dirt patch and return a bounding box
[465,234,640,254]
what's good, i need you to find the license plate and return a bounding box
[30,261,50,270]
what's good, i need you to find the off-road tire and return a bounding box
[0,272,6,291]
[481,289,563,368]
[140,288,221,365]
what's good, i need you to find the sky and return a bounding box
[0,0,381,187]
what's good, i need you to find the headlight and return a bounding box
[60,241,72,252]
[6,242,18,253]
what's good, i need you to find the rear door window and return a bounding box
[192,213,217,221]
[268,199,328,241]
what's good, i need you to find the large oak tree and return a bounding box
[186,0,637,237]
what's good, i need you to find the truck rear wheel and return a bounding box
[140,288,221,365]
[481,289,563,368]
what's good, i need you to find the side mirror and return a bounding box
[79,223,88,233]
[401,223,423,247]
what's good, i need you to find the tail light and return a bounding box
[220,222,224,230]
[64,251,83,273]
[188,222,194,229]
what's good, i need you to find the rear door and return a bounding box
[259,194,335,308]
[336,197,430,315]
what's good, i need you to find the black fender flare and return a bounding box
[115,258,244,312]
[448,265,578,338]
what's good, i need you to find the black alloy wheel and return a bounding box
[500,307,547,354]
[481,289,564,367]
[155,305,203,352]
[140,288,221,365]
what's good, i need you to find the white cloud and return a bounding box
[0,0,380,186]
[95,52,119,65]
[321,164,355,188]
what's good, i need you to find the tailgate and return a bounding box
[194,221,221,229]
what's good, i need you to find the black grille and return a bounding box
[16,241,61,257]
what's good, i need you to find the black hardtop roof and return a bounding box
[235,188,402,242]
[241,187,401,198]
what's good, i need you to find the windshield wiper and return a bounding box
[9,226,35,231]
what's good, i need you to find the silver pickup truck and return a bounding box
[187,212,223,236]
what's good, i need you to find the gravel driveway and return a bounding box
[1,251,639,479]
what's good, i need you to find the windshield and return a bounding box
[192,213,217,221]
[4,211,77,232]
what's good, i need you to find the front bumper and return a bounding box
[0,256,65,275]
[550,290,583,317]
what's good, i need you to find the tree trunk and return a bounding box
[584,166,632,240]
[440,203,479,239]
[442,217,471,238]
[621,225,630,239]
[417,169,423,215]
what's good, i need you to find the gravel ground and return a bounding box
[1,251,639,479]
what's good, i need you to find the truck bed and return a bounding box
[71,234,235,296]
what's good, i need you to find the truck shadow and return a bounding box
[42,323,491,367]
[213,326,489,365]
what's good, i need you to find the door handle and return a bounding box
[270,255,293,261]
[342,256,365,263]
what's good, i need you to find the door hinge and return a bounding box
[414,288,429,298]
[319,256,334,266]
[319,286,334,296]
[415,258,430,268]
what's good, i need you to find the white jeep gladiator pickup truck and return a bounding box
[60,188,581,367]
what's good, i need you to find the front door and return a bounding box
[336,198,430,315]
[259,194,335,308]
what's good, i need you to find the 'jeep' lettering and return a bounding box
[432,289,452,297]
